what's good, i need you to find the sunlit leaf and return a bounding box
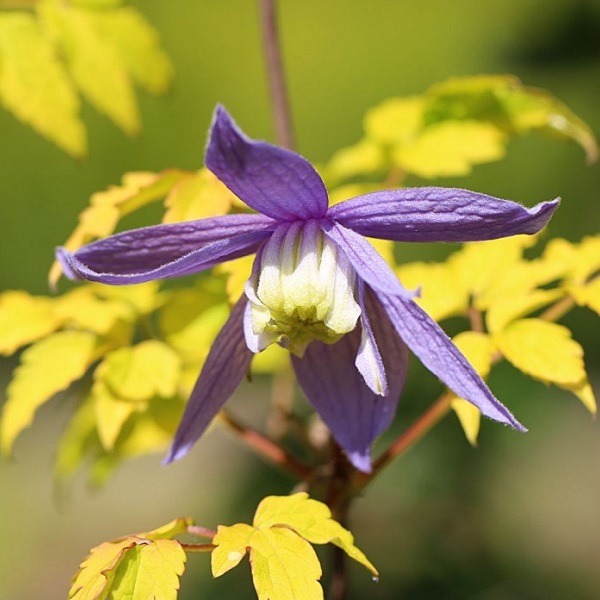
[0,291,62,355]
[393,120,506,178]
[139,517,195,542]
[450,236,534,301]
[54,287,134,337]
[55,397,99,480]
[89,5,173,95]
[448,331,495,445]
[0,11,85,156]
[325,139,385,183]
[69,538,135,600]
[254,493,378,576]
[167,304,229,366]
[211,523,255,577]
[92,380,140,450]
[214,255,254,305]
[50,170,188,286]
[163,168,236,224]
[396,260,468,321]
[364,96,424,145]
[109,539,187,600]
[426,74,598,162]
[37,0,139,135]
[250,528,323,600]
[567,278,600,317]
[1,331,97,457]
[494,318,596,413]
[97,340,181,403]
[212,494,378,599]
[70,522,189,600]
[485,288,563,334]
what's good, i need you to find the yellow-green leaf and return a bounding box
[211,523,255,577]
[485,288,563,334]
[1,330,97,456]
[167,303,229,366]
[364,96,424,145]
[0,11,85,156]
[0,290,62,355]
[92,380,140,450]
[567,278,600,317]
[494,318,596,413]
[140,517,195,542]
[54,287,134,337]
[38,0,139,135]
[88,6,173,95]
[97,341,181,402]
[393,120,506,178]
[109,539,187,600]
[425,74,598,162]
[254,493,378,577]
[250,527,323,600]
[163,169,234,224]
[69,538,135,600]
[325,139,385,183]
[55,396,98,480]
[396,261,468,321]
[449,331,495,445]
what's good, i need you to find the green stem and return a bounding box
[258,0,295,149]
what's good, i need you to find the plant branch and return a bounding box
[258,0,295,149]
[180,543,216,553]
[219,410,312,479]
[187,525,217,539]
[355,393,453,490]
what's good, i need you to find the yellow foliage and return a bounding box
[393,120,506,178]
[87,5,173,95]
[448,331,495,445]
[37,0,139,135]
[212,493,377,600]
[96,340,182,402]
[327,74,598,183]
[364,96,424,144]
[163,169,242,224]
[0,11,85,156]
[494,319,596,413]
[396,261,468,321]
[0,291,62,355]
[1,331,98,456]
[69,520,190,600]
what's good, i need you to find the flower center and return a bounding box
[246,220,361,356]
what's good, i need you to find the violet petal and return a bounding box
[378,291,525,430]
[165,296,253,463]
[206,106,329,221]
[292,312,407,473]
[330,187,559,242]
[323,221,415,298]
[56,214,275,284]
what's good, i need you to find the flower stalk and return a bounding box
[258,0,295,150]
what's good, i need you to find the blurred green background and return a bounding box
[1,0,599,598]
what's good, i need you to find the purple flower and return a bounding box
[57,106,559,472]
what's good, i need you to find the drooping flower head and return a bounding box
[57,106,559,472]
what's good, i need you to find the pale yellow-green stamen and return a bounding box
[246,221,361,356]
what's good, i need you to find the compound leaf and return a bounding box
[1,330,97,456]
[0,11,85,156]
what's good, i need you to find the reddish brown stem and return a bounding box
[355,393,453,490]
[180,543,216,553]
[187,525,217,539]
[220,410,312,479]
[258,0,295,150]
